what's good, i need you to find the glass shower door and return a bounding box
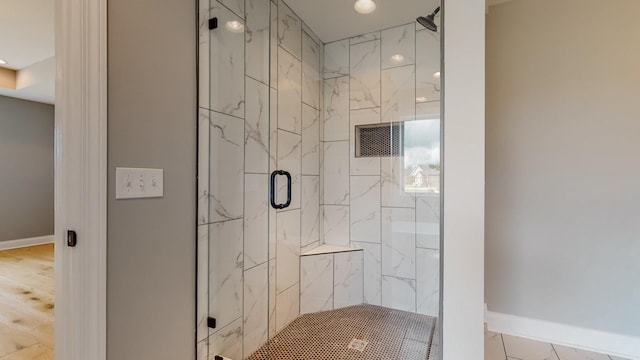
[201,0,274,359]
[198,0,442,359]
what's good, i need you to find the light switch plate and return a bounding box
[115,167,164,199]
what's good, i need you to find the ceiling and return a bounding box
[0,0,55,104]
[285,0,440,43]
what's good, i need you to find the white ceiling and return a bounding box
[0,0,55,104]
[285,0,440,43]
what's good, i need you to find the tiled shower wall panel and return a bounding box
[321,23,441,317]
[197,0,322,359]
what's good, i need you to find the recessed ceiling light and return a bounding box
[416,97,428,103]
[433,71,441,79]
[0,59,7,65]
[354,0,376,14]
[225,20,244,33]
[391,54,405,63]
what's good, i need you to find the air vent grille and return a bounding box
[355,123,403,157]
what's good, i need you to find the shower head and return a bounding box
[417,6,440,32]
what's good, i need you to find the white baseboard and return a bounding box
[0,235,54,251]
[486,311,640,360]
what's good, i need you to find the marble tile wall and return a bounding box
[300,250,364,314]
[198,0,322,358]
[321,23,441,317]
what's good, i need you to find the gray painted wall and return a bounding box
[0,96,54,242]
[107,0,196,359]
[486,0,640,337]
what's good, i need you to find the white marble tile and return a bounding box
[302,32,321,109]
[416,29,441,104]
[277,1,301,60]
[416,101,440,120]
[416,248,439,317]
[352,242,382,305]
[270,87,278,172]
[300,254,334,314]
[278,47,302,134]
[276,209,301,292]
[381,23,416,69]
[381,207,416,279]
[209,111,244,223]
[381,275,416,312]
[210,3,245,118]
[350,31,381,45]
[381,156,415,208]
[198,109,210,225]
[323,141,349,205]
[269,88,278,261]
[269,0,278,89]
[209,219,244,333]
[277,130,301,210]
[243,262,269,357]
[197,225,209,342]
[610,356,632,360]
[208,317,243,360]
[323,205,350,247]
[301,104,320,175]
[350,108,381,176]
[553,345,611,360]
[245,77,270,173]
[244,174,269,269]
[302,244,358,256]
[197,337,208,360]
[301,21,320,44]
[502,335,560,360]
[268,260,277,337]
[350,40,381,110]
[276,283,300,331]
[301,240,320,254]
[381,65,416,123]
[324,39,350,79]
[416,194,440,249]
[324,76,350,141]
[350,176,381,244]
[334,250,364,309]
[485,331,506,360]
[318,44,325,142]
[199,0,210,109]
[301,176,320,247]
[218,0,244,19]
[245,0,270,84]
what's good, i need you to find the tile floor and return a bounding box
[485,329,631,360]
[246,304,437,360]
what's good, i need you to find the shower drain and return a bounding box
[347,339,369,352]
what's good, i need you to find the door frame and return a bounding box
[54,0,107,358]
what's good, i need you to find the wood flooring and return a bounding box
[0,244,54,360]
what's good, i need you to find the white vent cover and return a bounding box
[355,122,403,157]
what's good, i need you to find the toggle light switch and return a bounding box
[116,167,164,199]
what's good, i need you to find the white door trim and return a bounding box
[54,0,107,358]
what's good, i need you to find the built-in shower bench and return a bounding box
[299,244,364,314]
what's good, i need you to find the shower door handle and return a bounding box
[270,170,292,209]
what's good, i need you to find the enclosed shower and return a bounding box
[196,0,442,359]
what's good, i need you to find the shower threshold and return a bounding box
[246,304,439,360]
